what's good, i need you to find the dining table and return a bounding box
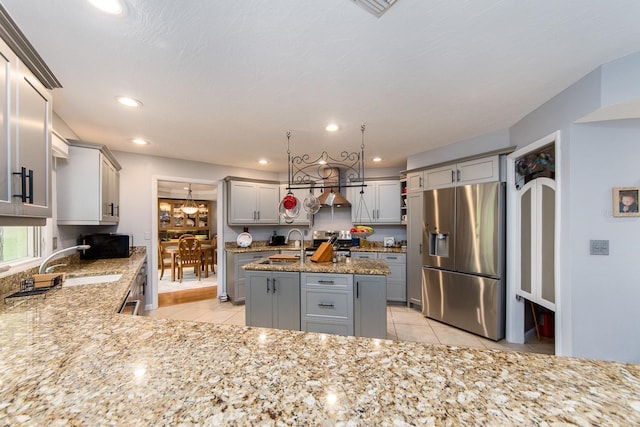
[164,244,213,282]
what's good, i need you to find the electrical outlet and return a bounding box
[52,236,58,250]
[590,240,609,255]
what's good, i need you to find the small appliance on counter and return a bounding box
[79,233,131,259]
[268,231,286,246]
[383,236,395,247]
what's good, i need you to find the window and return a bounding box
[0,226,41,266]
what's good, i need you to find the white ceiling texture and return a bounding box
[2,0,640,172]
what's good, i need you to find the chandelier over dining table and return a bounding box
[180,184,199,215]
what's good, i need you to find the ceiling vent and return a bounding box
[349,0,398,18]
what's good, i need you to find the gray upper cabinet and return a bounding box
[0,37,52,222]
[227,179,279,225]
[425,156,500,190]
[57,141,121,225]
[350,180,401,224]
[406,171,424,193]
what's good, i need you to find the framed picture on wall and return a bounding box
[613,187,640,217]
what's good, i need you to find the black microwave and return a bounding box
[79,233,131,259]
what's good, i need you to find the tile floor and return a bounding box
[144,297,555,355]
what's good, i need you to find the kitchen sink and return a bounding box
[63,274,122,287]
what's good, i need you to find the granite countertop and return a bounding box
[350,246,406,253]
[243,257,391,275]
[1,249,639,424]
[225,241,407,254]
[225,241,305,254]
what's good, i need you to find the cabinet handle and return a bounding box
[266,277,271,293]
[419,176,423,188]
[317,280,334,284]
[387,256,397,260]
[451,170,455,183]
[318,303,335,308]
[256,211,260,221]
[109,202,115,216]
[456,169,461,182]
[419,243,422,254]
[115,205,120,217]
[27,169,33,204]
[12,167,27,202]
[12,167,34,203]
[356,281,359,299]
[272,278,276,292]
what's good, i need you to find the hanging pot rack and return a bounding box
[285,124,368,194]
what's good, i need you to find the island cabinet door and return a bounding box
[245,273,273,328]
[354,275,387,339]
[272,272,300,331]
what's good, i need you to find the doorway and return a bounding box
[150,176,220,309]
[506,131,560,352]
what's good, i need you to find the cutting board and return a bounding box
[310,242,333,263]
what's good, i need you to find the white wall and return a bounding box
[569,121,640,362]
[406,128,511,171]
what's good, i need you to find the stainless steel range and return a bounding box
[305,230,353,257]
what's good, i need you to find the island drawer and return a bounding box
[302,289,352,319]
[301,273,352,289]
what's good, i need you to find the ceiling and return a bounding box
[2,1,640,172]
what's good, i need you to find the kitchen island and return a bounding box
[0,250,639,424]
[243,257,391,338]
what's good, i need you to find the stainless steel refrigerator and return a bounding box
[421,182,506,340]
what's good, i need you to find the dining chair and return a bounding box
[158,241,173,280]
[177,237,202,283]
[199,239,213,276]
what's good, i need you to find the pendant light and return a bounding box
[180,184,199,215]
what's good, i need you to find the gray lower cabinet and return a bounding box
[226,251,278,304]
[245,271,300,331]
[379,253,406,302]
[406,191,423,307]
[354,275,387,339]
[301,273,353,336]
[351,252,406,302]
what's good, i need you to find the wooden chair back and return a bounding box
[177,237,202,282]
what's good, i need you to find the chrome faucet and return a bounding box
[285,228,305,264]
[38,245,91,274]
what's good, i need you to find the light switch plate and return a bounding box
[590,240,609,255]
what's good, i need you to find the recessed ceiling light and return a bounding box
[88,0,123,15]
[116,96,143,108]
[325,124,339,132]
[258,159,268,165]
[132,138,148,145]
[373,157,382,162]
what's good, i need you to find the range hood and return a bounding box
[316,167,351,207]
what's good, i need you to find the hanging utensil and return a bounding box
[303,188,320,214]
